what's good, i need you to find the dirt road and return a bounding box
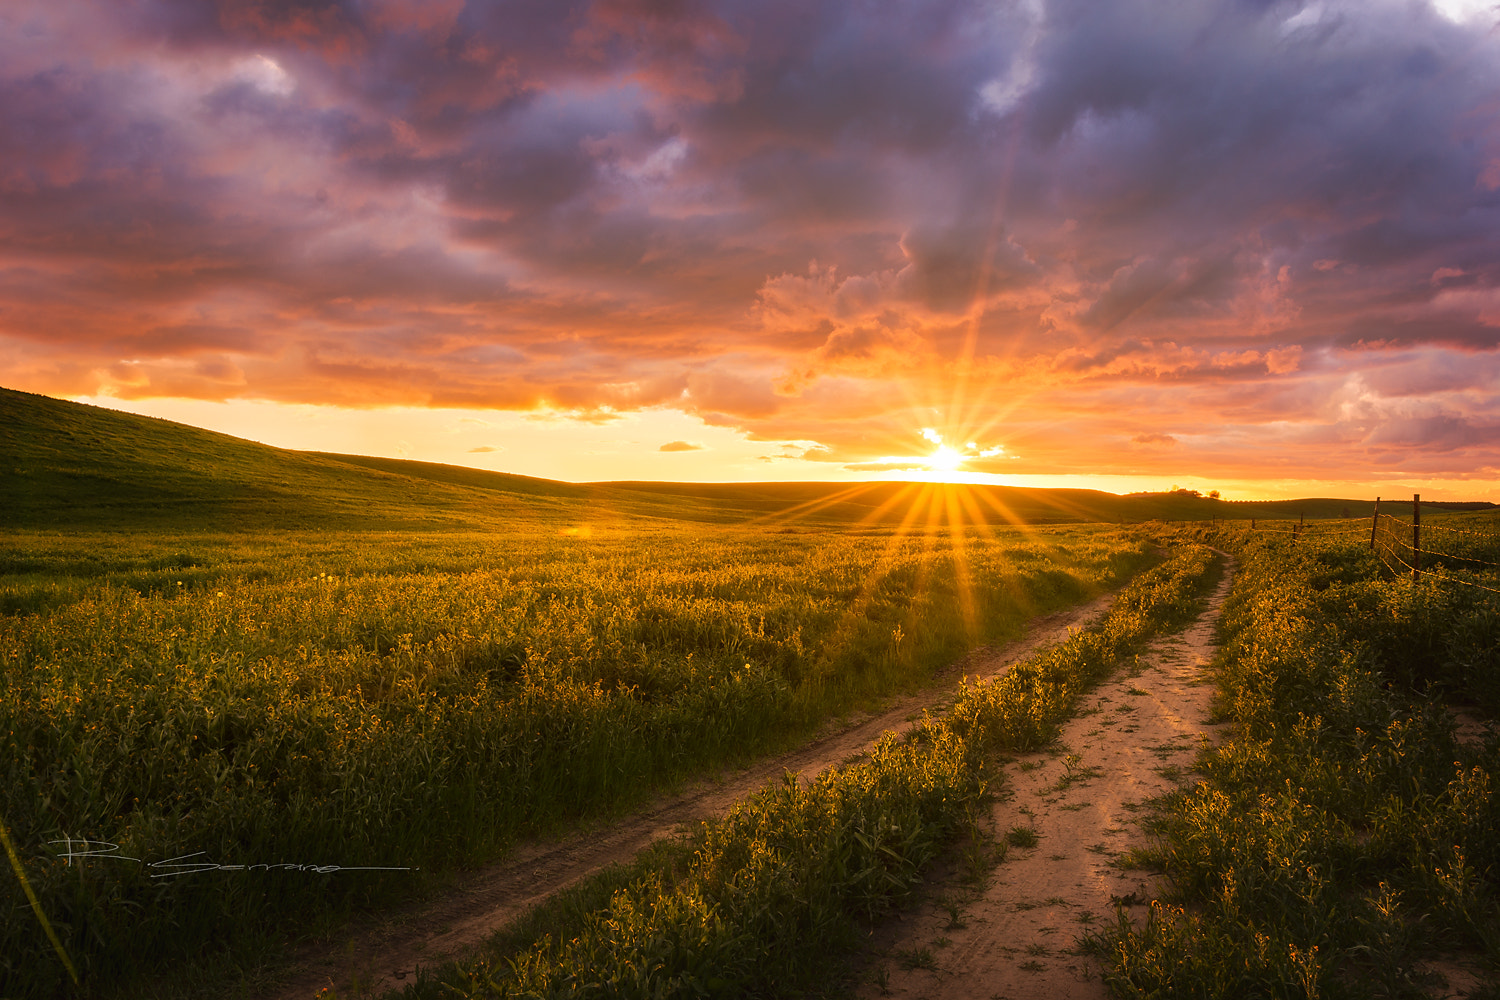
[266,591,1121,1000]
[855,552,1234,1000]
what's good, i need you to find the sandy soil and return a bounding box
[854,553,1235,1000]
[264,591,1121,1000]
[1448,705,1497,748]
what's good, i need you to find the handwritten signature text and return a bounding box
[48,838,416,878]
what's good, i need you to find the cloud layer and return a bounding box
[3,0,1499,484]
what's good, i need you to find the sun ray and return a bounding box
[903,485,947,654]
[739,482,893,529]
[941,486,980,641]
[808,483,937,681]
[954,485,1004,544]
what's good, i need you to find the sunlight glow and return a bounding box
[929,445,966,472]
[916,428,1006,477]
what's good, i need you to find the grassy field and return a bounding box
[2,518,1158,997]
[8,386,1488,998]
[396,545,1221,1000]
[1092,516,1500,998]
[9,385,1475,532]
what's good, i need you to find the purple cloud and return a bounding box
[0,0,1498,484]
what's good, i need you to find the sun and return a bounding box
[919,427,1004,476]
[928,444,966,473]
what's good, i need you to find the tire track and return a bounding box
[856,551,1235,1000]
[263,591,1120,1000]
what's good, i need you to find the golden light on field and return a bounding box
[741,453,1068,649]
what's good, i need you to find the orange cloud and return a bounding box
[1,0,1498,489]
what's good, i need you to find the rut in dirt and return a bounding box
[265,590,1121,1000]
[857,550,1236,1000]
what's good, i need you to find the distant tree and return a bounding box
[1208,490,1220,499]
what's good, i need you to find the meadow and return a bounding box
[394,542,1220,999]
[2,520,1153,996]
[1093,514,1500,998]
[12,388,1492,998]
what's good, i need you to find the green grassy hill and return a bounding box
[1,387,607,530]
[2,386,1490,531]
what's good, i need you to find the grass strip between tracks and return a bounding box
[397,543,1218,1000]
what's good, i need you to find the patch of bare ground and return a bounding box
[856,554,1235,1000]
[259,591,1121,1000]
[1446,704,1496,748]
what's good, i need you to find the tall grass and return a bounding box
[947,544,1215,753]
[1093,524,1500,998]
[409,543,1218,1000]
[3,523,1149,996]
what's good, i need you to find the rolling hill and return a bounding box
[2,386,1490,531]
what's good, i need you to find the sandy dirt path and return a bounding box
[856,552,1234,1000]
[264,591,1121,1000]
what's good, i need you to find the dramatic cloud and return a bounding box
[3,0,1499,488]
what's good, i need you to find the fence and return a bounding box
[1220,494,1500,598]
[1368,496,1500,597]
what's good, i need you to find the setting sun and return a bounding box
[6,1,1500,993]
[0,0,1495,499]
[928,445,966,473]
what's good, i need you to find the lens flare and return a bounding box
[929,444,965,472]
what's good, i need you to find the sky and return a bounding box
[4,0,1500,500]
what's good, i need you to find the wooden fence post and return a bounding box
[1370,496,1380,550]
[1413,493,1421,580]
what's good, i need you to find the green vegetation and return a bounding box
[1092,519,1500,998]
[6,386,1457,532]
[398,545,1217,999]
[15,385,1461,998]
[2,519,1156,996]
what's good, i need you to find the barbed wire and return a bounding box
[1375,514,1500,539]
[1382,543,1420,576]
[1369,532,1500,596]
[1368,514,1500,570]
[1408,520,1500,540]
[1183,506,1500,591]
[1434,574,1500,597]
[1409,547,1500,571]
[1155,511,1500,567]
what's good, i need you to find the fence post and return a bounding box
[1370,496,1380,550]
[1297,510,1304,541]
[1412,493,1421,580]
[1251,518,1256,530]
